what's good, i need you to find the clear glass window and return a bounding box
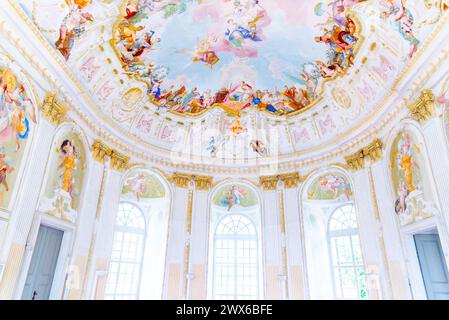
[328,205,367,299]
[105,203,146,300]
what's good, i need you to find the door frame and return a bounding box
[400,216,449,299]
[14,213,75,300]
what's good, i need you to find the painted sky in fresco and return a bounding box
[143,0,328,92]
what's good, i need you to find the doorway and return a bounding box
[414,233,449,299]
[21,225,64,300]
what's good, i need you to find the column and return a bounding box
[259,176,282,300]
[370,159,411,299]
[421,115,449,248]
[346,138,411,299]
[163,174,191,300]
[187,176,211,300]
[282,180,306,300]
[81,143,128,300]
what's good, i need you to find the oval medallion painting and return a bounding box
[113,0,364,116]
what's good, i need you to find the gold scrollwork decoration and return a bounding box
[92,140,112,164]
[170,172,213,190]
[260,173,301,190]
[40,93,68,125]
[362,138,384,163]
[279,173,301,189]
[408,89,435,123]
[193,175,213,190]
[110,150,130,171]
[259,175,279,191]
[171,172,194,189]
[345,138,384,171]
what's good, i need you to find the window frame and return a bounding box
[105,201,147,300]
[211,214,260,300]
[326,203,365,300]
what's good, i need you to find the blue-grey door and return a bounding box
[414,233,449,299]
[21,225,64,300]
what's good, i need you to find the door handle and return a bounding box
[32,290,38,300]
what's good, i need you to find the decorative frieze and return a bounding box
[345,138,384,171]
[408,89,435,123]
[40,93,68,125]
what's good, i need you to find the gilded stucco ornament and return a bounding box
[259,175,279,191]
[259,173,301,190]
[170,172,213,190]
[345,138,384,171]
[344,150,365,172]
[92,140,112,164]
[193,175,213,191]
[408,89,435,123]
[41,93,68,125]
[279,173,301,189]
[110,150,130,171]
[363,139,384,163]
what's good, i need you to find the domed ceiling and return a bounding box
[11,0,448,166]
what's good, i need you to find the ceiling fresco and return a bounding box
[11,0,448,163]
[111,0,362,116]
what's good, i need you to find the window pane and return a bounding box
[329,205,366,300]
[105,203,145,300]
[213,215,258,300]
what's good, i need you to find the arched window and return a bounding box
[105,202,146,300]
[212,215,259,300]
[327,205,366,299]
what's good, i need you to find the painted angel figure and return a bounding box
[380,0,419,58]
[55,0,94,60]
[1,69,36,151]
[124,173,147,200]
[58,139,78,209]
[396,132,421,193]
[250,139,267,156]
[223,185,246,211]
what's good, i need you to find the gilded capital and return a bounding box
[408,89,435,123]
[171,172,193,188]
[40,93,68,125]
[92,140,112,164]
[259,175,279,191]
[279,173,301,189]
[344,150,365,172]
[345,138,384,171]
[362,139,383,163]
[110,150,130,171]
[194,175,213,190]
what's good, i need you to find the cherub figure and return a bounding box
[55,0,94,60]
